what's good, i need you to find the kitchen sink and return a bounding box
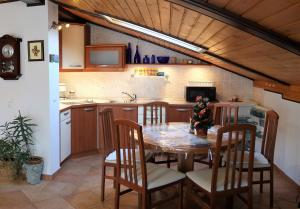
[109,100,136,104]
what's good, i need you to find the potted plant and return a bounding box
[0,136,17,180]
[0,111,43,184]
[190,96,214,136]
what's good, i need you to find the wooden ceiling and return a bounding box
[52,0,300,101]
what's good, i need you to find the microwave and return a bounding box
[186,86,216,102]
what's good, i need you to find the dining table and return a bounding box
[143,122,223,173]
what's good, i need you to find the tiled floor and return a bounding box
[0,154,299,209]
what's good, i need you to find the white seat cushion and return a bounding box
[121,163,185,190]
[186,168,248,192]
[224,151,270,169]
[105,149,153,163]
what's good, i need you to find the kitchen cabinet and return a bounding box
[71,105,97,155]
[85,44,126,71]
[60,24,90,71]
[112,105,138,122]
[60,109,71,163]
[167,105,193,122]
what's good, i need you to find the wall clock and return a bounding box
[0,35,22,80]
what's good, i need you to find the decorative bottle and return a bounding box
[143,55,150,64]
[151,55,156,64]
[134,45,141,64]
[126,42,132,64]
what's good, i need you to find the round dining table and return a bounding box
[143,122,222,172]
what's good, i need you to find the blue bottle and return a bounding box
[134,45,141,64]
[143,55,150,64]
[126,43,132,64]
[151,55,156,64]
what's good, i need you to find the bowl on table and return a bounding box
[157,56,170,64]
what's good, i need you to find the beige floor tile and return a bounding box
[64,191,112,209]
[34,197,75,209]
[23,181,77,202]
[0,191,37,209]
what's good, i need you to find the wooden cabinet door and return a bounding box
[112,105,138,122]
[60,24,90,71]
[167,105,193,122]
[60,118,71,163]
[71,106,97,155]
[85,45,126,71]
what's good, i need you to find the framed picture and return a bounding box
[28,40,44,61]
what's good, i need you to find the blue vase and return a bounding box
[143,55,150,64]
[151,55,156,64]
[134,45,141,64]
[126,43,132,64]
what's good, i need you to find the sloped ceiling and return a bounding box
[52,0,300,101]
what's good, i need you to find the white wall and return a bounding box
[0,1,60,175]
[60,25,253,102]
[253,87,300,185]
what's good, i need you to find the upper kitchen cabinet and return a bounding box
[85,44,126,71]
[59,23,90,71]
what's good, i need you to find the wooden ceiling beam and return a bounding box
[168,0,300,56]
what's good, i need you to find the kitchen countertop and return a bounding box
[59,98,196,111]
[59,98,256,112]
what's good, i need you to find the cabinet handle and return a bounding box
[176,108,190,112]
[122,107,135,111]
[66,120,71,125]
[63,112,69,116]
[84,107,95,112]
[69,64,82,67]
[96,64,109,67]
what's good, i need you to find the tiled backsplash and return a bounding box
[60,65,253,101]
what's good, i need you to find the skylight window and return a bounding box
[100,14,207,53]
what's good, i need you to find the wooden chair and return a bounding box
[194,103,239,167]
[99,108,116,201]
[243,110,279,207]
[100,108,153,201]
[114,119,185,209]
[143,101,177,167]
[143,101,169,126]
[214,103,239,126]
[187,124,257,209]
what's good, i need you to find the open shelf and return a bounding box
[126,63,210,67]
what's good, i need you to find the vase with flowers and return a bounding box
[190,96,214,136]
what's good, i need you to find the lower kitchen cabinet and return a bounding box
[112,105,138,122]
[167,105,193,122]
[71,105,97,155]
[60,109,71,163]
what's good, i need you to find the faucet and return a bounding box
[121,91,137,102]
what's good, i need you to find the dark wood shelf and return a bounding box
[125,63,210,67]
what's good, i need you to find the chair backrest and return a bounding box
[99,108,115,157]
[211,124,256,194]
[114,119,147,191]
[214,103,239,126]
[143,101,169,125]
[261,110,279,163]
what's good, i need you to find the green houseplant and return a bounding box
[0,111,43,184]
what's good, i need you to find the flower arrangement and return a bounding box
[190,96,214,135]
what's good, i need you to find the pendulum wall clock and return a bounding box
[0,35,22,80]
